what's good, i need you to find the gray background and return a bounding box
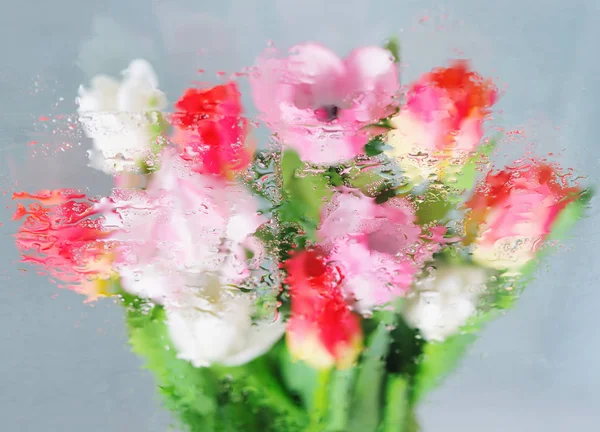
[1,0,599,430]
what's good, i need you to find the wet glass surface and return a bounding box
[1,1,599,430]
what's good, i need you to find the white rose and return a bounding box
[402,266,488,342]
[77,59,167,174]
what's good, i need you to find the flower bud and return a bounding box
[465,160,580,271]
[285,248,363,370]
[386,61,497,184]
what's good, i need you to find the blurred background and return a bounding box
[1,0,598,430]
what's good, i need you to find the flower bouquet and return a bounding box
[12,39,591,431]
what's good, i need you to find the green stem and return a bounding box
[382,375,409,432]
[248,357,308,422]
[325,368,355,431]
[309,367,333,431]
[348,323,391,432]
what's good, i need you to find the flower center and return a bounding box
[315,105,340,122]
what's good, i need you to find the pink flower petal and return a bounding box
[342,46,399,121]
[285,43,346,109]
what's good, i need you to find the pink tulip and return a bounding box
[104,149,265,304]
[465,160,580,271]
[387,61,497,182]
[250,43,399,165]
[318,192,444,311]
[12,190,116,300]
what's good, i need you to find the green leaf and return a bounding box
[348,323,391,432]
[125,305,220,430]
[406,410,421,432]
[412,332,476,404]
[375,187,400,204]
[325,167,345,187]
[365,136,387,157]
[278,342,319,409]
[139,111,169,174]
[213,355,308,430]
[308,368,333,431]
[386,316,424,377]
[415,186,453,225]
[280,150,333,238]
[348,170,385,195]
[384,37,401,64]
[546,188,593,242]
[125,300,307,432]
[443,137,498,194]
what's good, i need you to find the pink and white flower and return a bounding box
[102,149,283,367]
[104,152,263,301]
[465,160,580,272]
[386,61,497,183]
[317,191,443,311]
[250,43,399,165]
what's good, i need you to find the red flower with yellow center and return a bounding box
[285,248,363,370]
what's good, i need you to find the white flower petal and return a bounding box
[166,294,284,367]
[76,59,165,174]
[403,266,488,341]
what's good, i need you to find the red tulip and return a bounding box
[171,82,252,179]
[12,190,115,300]
[285,248,363,369]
